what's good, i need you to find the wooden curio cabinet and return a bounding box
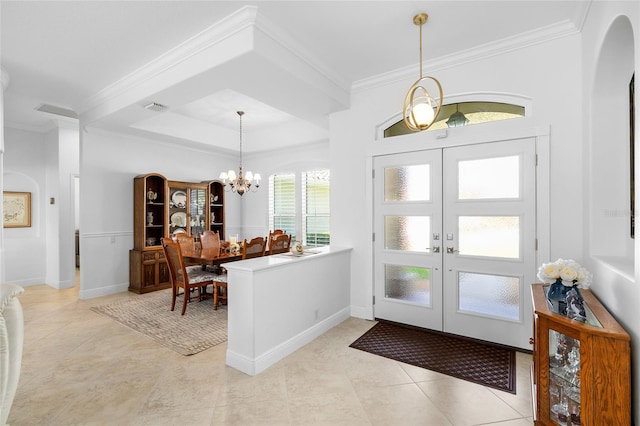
[129,174,226,293]
[203,180,225,240]
[129,173,170,293]
[531,283,630,425]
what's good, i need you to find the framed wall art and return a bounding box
[3,191,31,228]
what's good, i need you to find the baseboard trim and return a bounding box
[79,283,129,300]
[226,307,351,375]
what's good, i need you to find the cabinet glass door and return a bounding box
[548,330,581,425]
[169,187,188,235]
[208,181,225,238]
[544,285,602,425]
[190,188,206,236]
[144,175,165,247]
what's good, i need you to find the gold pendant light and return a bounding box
[403,13,443,132]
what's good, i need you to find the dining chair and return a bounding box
[242,236,267,259]
[161,237,220,315]
[268,229,284,249]
[200,230,221,256]
[199,230,228,309]
[173,232,202,269]
[269,233,292,254]
[172,233,195,254]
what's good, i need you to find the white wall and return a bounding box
[3,123,79,288]
[332,33,583,318]
[580,2,639,422]
[44,128,60,287]
[3,127,47,286]
[43,123,79,289]
[57,125,80,288]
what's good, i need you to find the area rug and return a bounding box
[349,320,516,394]
[91,289,227,356]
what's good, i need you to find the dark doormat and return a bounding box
[349,320,517,394]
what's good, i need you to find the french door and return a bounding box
[373,138,536,349]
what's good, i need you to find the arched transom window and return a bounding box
[384,101,525,138]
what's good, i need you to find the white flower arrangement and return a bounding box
[537,258,592,289]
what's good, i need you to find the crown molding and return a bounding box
[252,8,350,94]
[84,125,240,158]
[353,19,581,93]
[573,0,593,33]
[4,117,77,134]
[4,119,49,133]
[48,119,79,132]
[77,6,259,115]
[77,5,349,119]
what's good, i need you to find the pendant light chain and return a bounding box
[419,19,423,79]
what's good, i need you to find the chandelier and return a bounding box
[219,111,261,196]
[402,13,443,131]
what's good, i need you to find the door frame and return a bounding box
[363,123,550,331]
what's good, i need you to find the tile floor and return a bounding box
[8,280,534,425]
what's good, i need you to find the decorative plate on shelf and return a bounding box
[170,212,187,227]
[171,190,187,208]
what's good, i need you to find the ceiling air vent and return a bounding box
[144,102,168,112]
[35,104,78,119]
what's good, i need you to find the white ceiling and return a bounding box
[1,1,590,153]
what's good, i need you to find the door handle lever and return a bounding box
[446,247,459,254]
[432,246,440,253]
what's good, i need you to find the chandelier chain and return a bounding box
[238,110,244,170]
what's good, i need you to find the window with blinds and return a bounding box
[269,174,296,236]
[302,170,330,246]
[269,169,330,246]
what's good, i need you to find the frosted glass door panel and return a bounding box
[458,272,520,321]
[384,165,430,201]
[385,265,431,306]
[459,216,520,258]
[458,156,519,199]
[385,216,431,252]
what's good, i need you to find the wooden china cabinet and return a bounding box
[530,283,630,425]
[129,174,226,293]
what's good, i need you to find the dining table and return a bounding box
[182,247,243,268]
